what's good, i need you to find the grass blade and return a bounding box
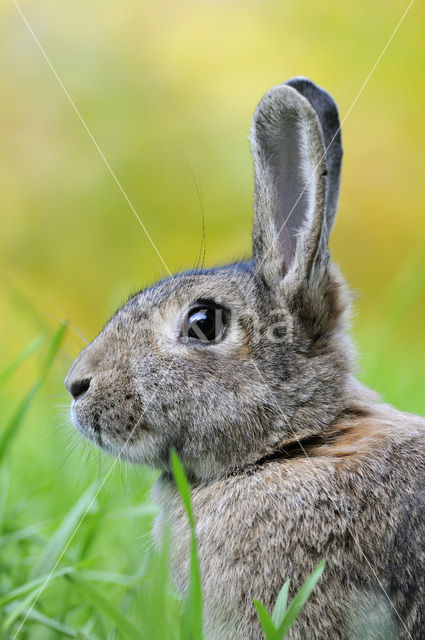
[79,569,137,586]
[184,535,203,640]
[0,323,67,463]
[0,386,39,464]
[0,336,43,389]
[3,589,40,632]
[0,523,43,547]
[277,560,325,637]
[170,449,203,640]
[170,449,194,528]
[139,531,173,639]
[67,574,140,640]
[18,607,82,638]
[253,599,279,640]
[0,566,75,607]
[31,483,97,578]
[271,580,290,627]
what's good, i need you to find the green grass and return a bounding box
[1,2,424,634]
[0,326,323,639]
[254,560,325,640]
[1,263,424,639]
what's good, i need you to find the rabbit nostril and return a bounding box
[69,378,91,400]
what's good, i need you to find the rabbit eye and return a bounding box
[182,303,227,343]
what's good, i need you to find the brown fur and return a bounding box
[308,412,387,458]
[66,78,425,638]
[153,400,425,639]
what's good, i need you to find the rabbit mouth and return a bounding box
[70,399,150,456]
[70,402,105,447]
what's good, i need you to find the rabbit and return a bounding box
[65,77,425,639]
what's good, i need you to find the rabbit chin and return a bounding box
[70,404,237,479]
[70,402,166,467]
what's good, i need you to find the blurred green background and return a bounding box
[1,0,424,636]
[2,0,425,397]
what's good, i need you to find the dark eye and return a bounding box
[182,303,228,343]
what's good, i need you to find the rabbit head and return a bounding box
[66,77,353,480]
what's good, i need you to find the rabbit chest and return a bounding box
[152,411,425,640]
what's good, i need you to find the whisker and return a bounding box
[180,151,207,271]
[46,298,89,346]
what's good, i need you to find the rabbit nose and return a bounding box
[68,377,91,401]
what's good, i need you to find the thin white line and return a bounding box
[12,364,173,638]
[250,360,413,640]
[9,2,174,633]
[254,0,415,278]
[339,0,415,130]
[251,6,415,630]
[12,0,172,278]
[250,4,415,625]
[10,0,415,636]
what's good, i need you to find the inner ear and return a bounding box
[285,77,343,235]
[251,84,328,282]
[256,107,317,267]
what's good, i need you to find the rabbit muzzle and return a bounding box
[65,340,149,456]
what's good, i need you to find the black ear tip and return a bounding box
[285,77,339,117]
[285,77,342,154]
[286,76,317,92]
[285,76,330,95]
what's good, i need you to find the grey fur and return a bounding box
[66,78,425,639]
[286,77,343,233]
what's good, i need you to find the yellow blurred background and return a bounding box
[1,0,424,410]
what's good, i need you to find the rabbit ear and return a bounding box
[250,78,342,290]
[286,77,343,233]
